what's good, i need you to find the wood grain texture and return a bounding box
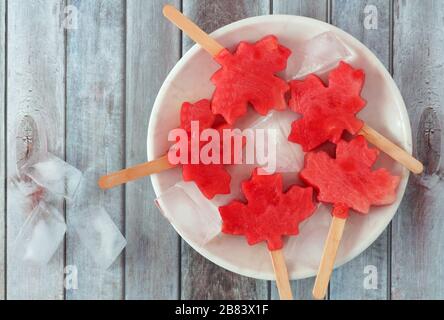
[6,0,66,299]
[272,0,328,19]
[125,0,181,299]
[65,0,125,299]
[271,0,327,300]
[0,0,5,301]
[329,0,391,300]
[391,0,444,299]
[181,0,269,300]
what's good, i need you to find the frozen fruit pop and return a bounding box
[98,99,230,196]
[98,97,244,198]
[288,61,423,174]
[179,99,246,199]
[299,136,400,299]
[288,61,365,152]
[163,5,291,125]
[219,168,316,299]
[211,35,291,124]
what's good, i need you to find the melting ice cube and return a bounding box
[25,153,82,200]
[11,202,67,265]
[8,176,44,219]
[9,175,41,197]
[70,205,126,269]
[244,110,304,173]
[292,31,353,79]
[156,181,222,246]
[69,167,102,209]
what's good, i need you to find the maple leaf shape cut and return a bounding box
[181,122,240,199]
[300,135,400,217]
[211,35,291,124]
[167,100,232,200]
[288,61,366,151]
[219,168,316,250]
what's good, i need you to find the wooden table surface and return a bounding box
[1,0,443,300]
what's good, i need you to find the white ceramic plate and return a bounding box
[147,15,411,280]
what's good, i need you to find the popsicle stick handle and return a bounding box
[163,4,224,57]
[98,154,175,189]
[269,249,293,300]
[359,123,423,174]
[312,216,347,300]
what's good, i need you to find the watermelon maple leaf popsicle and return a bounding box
[163,5,291,126]
[211,35,291,124]
[300,135,400,299]
[288,61,423,174]
[288,61,366,151]
[99,99,233,199]
[219,168,316,299]
[171,99,234,199]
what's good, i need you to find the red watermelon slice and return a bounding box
[181,122,245,199]
[181,131,232,199]
[219,168,316,250]
[300,135,400,217]
[288,61,366,151]
[169,99,232,199]
[183,163,231,199]
[180,99,215,133]
[211,35,291,124]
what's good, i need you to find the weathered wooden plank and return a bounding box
[391,0,444,300]
[181,0,270,299]
[329,0,391,300]
[6,0,65,299]
[0,0,5,301]
[273,0,328,20]
[271,0,328,300]
[125,0,181,299]
[65,0,125,299]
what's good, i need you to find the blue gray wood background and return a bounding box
[1,0,442,299]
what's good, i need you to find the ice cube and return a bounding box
[11,202,66,265]
[8,175,44,218]
[156,182,222,246]
[69,205,126,269]
[244,110,304,173]
[9,175,41,197]
[292,31,353,79]
[69,168,102,209]
[25,153,82,200]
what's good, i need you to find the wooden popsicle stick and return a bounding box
[359,123,423,174]
[98,154,175,189]
[163,4,224,57]
[269,249,293,300]
[312,216,346,300]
